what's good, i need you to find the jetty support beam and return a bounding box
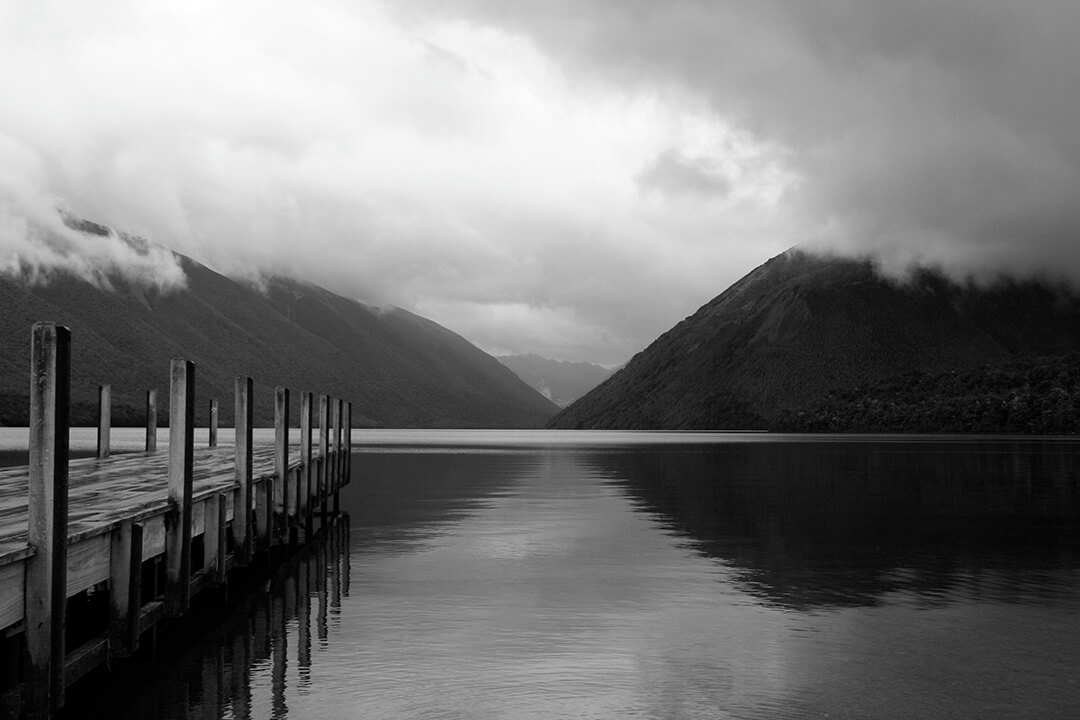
[234,377,253,563]
[109,521,143,657]
[24,322,71,717]
[274,387,290,541]
[318,395,329,516]
[300,391,313,536]
[345,401,352,486]
[166,359,195,617]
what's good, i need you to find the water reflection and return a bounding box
[72,515,351,720]
[584,439,1080,609]
[70,436,1080,719]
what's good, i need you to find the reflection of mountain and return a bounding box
[341,450,533,544]
[583,440,1080,610]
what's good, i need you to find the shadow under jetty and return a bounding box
[58,514,351,720]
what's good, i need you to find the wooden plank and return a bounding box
[25,321,71,717]
[145,389,158,452]
[66,533,109,597]
[0,560,24,629]
[192,497,206,539]
[97,384,111,459]
[141,514,166,561]
[64,635,108,688]
[167,358,195,617]
[137,600,165,634]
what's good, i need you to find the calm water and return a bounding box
[13,430,1080,718]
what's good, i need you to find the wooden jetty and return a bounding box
[0,323,354,720]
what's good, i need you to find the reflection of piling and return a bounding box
[214,515,348,720]
[0,322,355,720]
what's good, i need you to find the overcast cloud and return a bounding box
[1,1,1076,365]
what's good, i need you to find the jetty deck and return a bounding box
[0,445,276,563]
[0,322,354,720]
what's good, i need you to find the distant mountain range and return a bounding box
[0,219,558,428]
[550,249,1080,431]
[496,354,614,407]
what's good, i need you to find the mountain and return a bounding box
[549,249,1080,430]
[0,222,559,428]
[496,354,614,407]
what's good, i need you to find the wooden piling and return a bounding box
[255,476,271,554]
[24,322,71,717]
[3,320,356,718]
[109,520,142,657]
[204,493,228,586]
[318,395,329,516]
[274,387,290,528]
[344,401,352,487]
[234,377,253,563]
[97,384,111,459]
[166,359,195,617]
[300,392,313,535]
[145,389,158,452]
[209,399,219,448]
[333,398,343,513]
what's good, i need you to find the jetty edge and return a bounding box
[0,322,354,719]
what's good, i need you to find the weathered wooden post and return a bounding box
[25,322,71,717]
[209,398,219,448]
[300,391,313,536]
[332,398,343,513]
[145,389,158,452]
[108,520,142,657]
[256,475,271,553]
[97,384,111,459]
[274,386,290,542]
[204,492,228,585]
[318,395,329,517]
[234,377,253,563]
[166,359,195,617]
[344,401,352,487]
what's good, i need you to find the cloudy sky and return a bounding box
[1,1,1078,366]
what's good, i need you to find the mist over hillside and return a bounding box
[550,249,1080,431]
[0,220,558,429]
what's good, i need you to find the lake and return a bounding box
[6,430,1080,718]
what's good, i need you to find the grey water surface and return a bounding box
[25,430,1080,718]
